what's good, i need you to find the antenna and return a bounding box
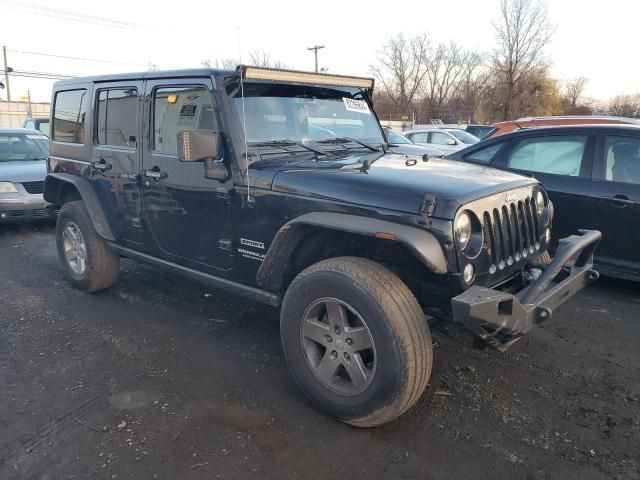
[237,26,252,206]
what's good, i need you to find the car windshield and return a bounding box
[233,84,385,149]
[385,128,412,144]
[37,121,50,137]
[0,133,49,161]
[447,129,480,144]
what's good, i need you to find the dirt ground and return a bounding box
[1,223,638,480]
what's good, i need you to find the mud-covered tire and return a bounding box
[280,256,432,427]
[56,200,119,292]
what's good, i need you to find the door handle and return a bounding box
[604,195,636,207]
[91,159,112,171]
[142,167,167,181]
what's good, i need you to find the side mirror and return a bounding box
[178,129,221,162]
[177,129,228,181]
[446,139,457,146]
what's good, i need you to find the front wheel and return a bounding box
[56,200,120,292]
[280,257,432,427]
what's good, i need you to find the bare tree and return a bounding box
[200,57,238,69]
[563,77,588,107]
[421,42,485,120]
[493,0,555,120]
[369,33,431,113]
[201,50,290,70]
[248,49,291,69]
[608,94,640,118]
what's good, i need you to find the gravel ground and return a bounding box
[1,223,638,480]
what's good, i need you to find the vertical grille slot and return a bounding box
[480,193,540,269]
[483,212,495,264]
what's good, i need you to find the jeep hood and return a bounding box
[265,152,537,219]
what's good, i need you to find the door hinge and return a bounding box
[420,194,437,216]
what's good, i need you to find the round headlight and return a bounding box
[455,212,472,250]
[535,191,545,213]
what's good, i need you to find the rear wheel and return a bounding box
[280,257,432,427]
[56,200,119,292]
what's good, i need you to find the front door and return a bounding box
[90,81,143,244]
[141,78,234,271]
[590,134,640,276]
[496,133,596,244]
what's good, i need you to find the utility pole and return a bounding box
[2,45,11,101]
[306,45,325,73]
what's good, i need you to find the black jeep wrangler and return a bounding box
[44,66,601,427]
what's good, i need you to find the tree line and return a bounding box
[370,0,638,124]
[200,0,639,124]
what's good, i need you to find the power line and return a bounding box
[0,0,140,27]
[8,48,149,67]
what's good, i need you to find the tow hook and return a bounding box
[523,267,543,283]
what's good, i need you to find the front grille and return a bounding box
[21,181,45,195]
[482,196,541,270]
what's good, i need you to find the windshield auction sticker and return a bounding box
[343,98,371,114]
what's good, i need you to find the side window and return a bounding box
[153,86,215,155]
[507,135,588,176]
[429,132,452,145]
[53,89,88,144]
[24,120,34,130]
[96,88,138,148]
[603,136,640,185]
[464,142,504,164]
[409,132,429,143]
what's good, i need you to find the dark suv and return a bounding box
[43,66,601,427]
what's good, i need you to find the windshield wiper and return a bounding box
[248,140,329,157]
[317,137,381,153]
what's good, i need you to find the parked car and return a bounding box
[489,116,640,138]
[44,66,600,427]
[403,127,480,154]
[0,128,55,222]
[448,124,639,281]
[465,124,495,140]
[382,127,444,156]
[22,117,50,137]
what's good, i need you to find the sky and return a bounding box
[0,0,638,103]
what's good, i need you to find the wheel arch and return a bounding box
[257,212,448,294]
[44,173,116,241]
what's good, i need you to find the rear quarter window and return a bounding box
[53,89,88,144]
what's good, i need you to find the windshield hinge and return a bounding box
[420,194,437,217]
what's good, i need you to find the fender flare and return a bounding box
[256,212,448,291]
[44,173,116,241]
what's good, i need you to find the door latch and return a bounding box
[91,159,112,171]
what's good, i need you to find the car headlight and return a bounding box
[535,191,545,213]
[0,182,18,193]
[455,211,472,250]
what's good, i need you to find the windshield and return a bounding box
[37,121,50,137]
[385,128,412,144]
[447,129,480,145]
[233,84,385,148]
[0,134,48,161]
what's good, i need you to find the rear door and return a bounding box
[140,77,234,271]
[493,133,596,243]
[91,81,143,245]
[590,133,640,276]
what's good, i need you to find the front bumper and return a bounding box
[0,192,55,222]
[451,230,601,351]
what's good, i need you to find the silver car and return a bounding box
[0,128,55,222]
[403,127,480,154]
